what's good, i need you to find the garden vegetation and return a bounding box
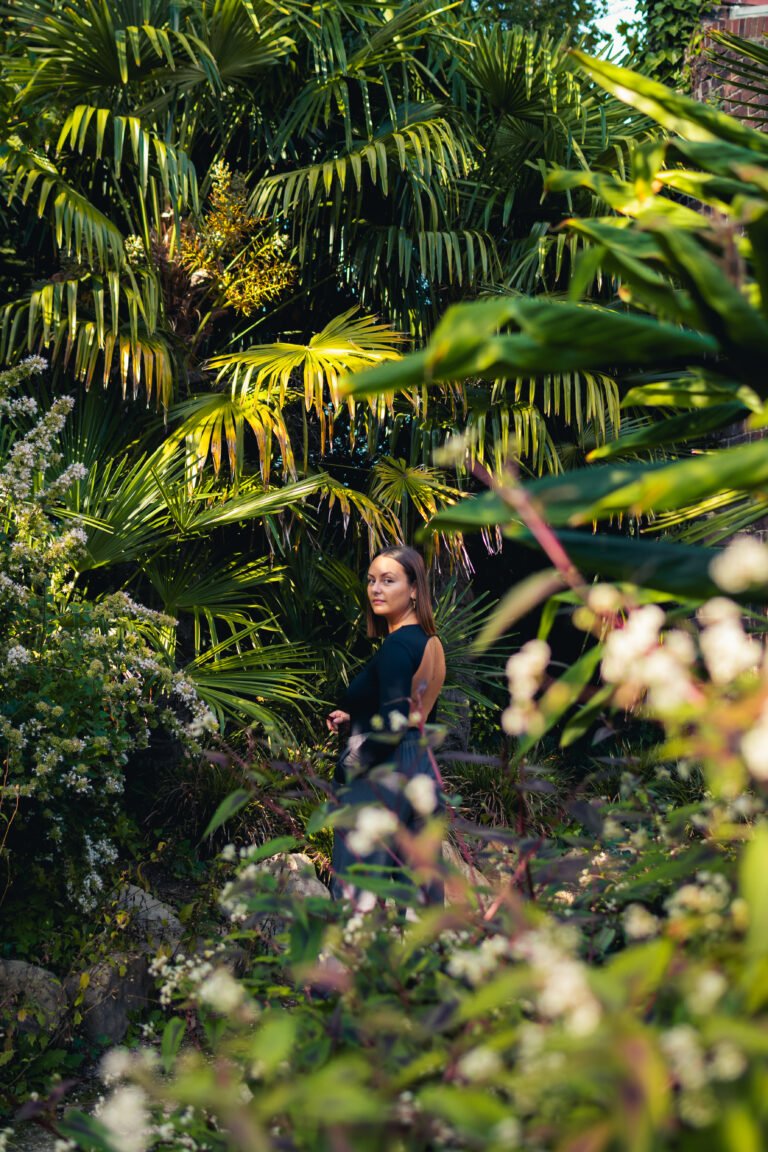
[3,1,768,1150]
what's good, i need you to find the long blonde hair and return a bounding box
[366,546,437,639]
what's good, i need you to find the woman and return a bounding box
[326,546,446,904]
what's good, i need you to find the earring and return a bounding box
[410,597,416,610]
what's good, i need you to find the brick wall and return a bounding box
[690,3,768,115]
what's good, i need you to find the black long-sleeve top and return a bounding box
[338,624,436,767]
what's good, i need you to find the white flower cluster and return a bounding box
[685,968,727,1016]
[600,605,697,713]
[404,773,437,816]
[69,833,119,911]
[456,1045,503,1082]
[149,945,227,1007]
[219,861,262,922]
[95,1085,150,1152]
[101,1046,158,1085]
[502,640,551,737]
[0,394,74,505]
[346,805,399,856]
[5,644,31,668]
[665,870,731,933]
[43,462,88,500]
[198,967,246,1014]
[511,927,601,1036]
[447,933,511,986]
[661,1024,747,1129]
[710,535,768,593]
[697,598,760,685]
[622,903,660,940]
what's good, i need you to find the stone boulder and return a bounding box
[117,883,183,946]
[239,852,329,943]
[67,951,152,1045]
[0,960,68,1036]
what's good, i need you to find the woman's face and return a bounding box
[367,555,414,625]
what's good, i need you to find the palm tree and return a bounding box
[1,1,648,470]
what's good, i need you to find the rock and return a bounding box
[117,884,183,946]
[239,852,329,943]
[67,951,152,1045]
[255,852,331,900]
[0,960,67,1036]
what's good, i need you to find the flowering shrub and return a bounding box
[40,528,768,1152]
[0,361,215,915]
[55,807,768,1152]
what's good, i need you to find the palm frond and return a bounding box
[314,472,402,553]
[185,628,321,734]
[55,105,198,209]
[144,549,284,654]
[168,390,298,483]
[706,30,768,128]
[369,456,463,528]
[208,308,405,448]
[251,109,468,226]
[1,268,175,405]
[0,144,124,267]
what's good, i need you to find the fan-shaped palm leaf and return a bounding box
[369,456,463,531]
[185,627,321,734]
[144,549,284,653]
[168,390,297,483]
[208,308,405,451]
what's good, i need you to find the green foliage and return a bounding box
[350,52,768,587]
[631,0,713,86]
[0,359,214,912]
[475,0,608,43]
[51,746,768,1151]
[0,0,654,490]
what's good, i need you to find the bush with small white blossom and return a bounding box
[0,361,213,919]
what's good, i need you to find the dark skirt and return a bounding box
[330,728,444,905]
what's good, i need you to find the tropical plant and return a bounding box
[346,49,768,602]
[0,0,654,498]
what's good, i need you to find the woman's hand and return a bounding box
[326,709,350,733]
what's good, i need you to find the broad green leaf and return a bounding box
[161,1018,186,1074]
[510,529,725,602]
[482,440,768,527]
[740,822,768,959]
[418,1085,510,1133]
[621,374,762,411]
[587,402,747,461]
[572,50,768,152]
[249,1014,298,1076]
[343,297,717,398]
[595,939,674,1011]
[718,1104,763,1152]
[242,836,301,863]
[560,684,613,748]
